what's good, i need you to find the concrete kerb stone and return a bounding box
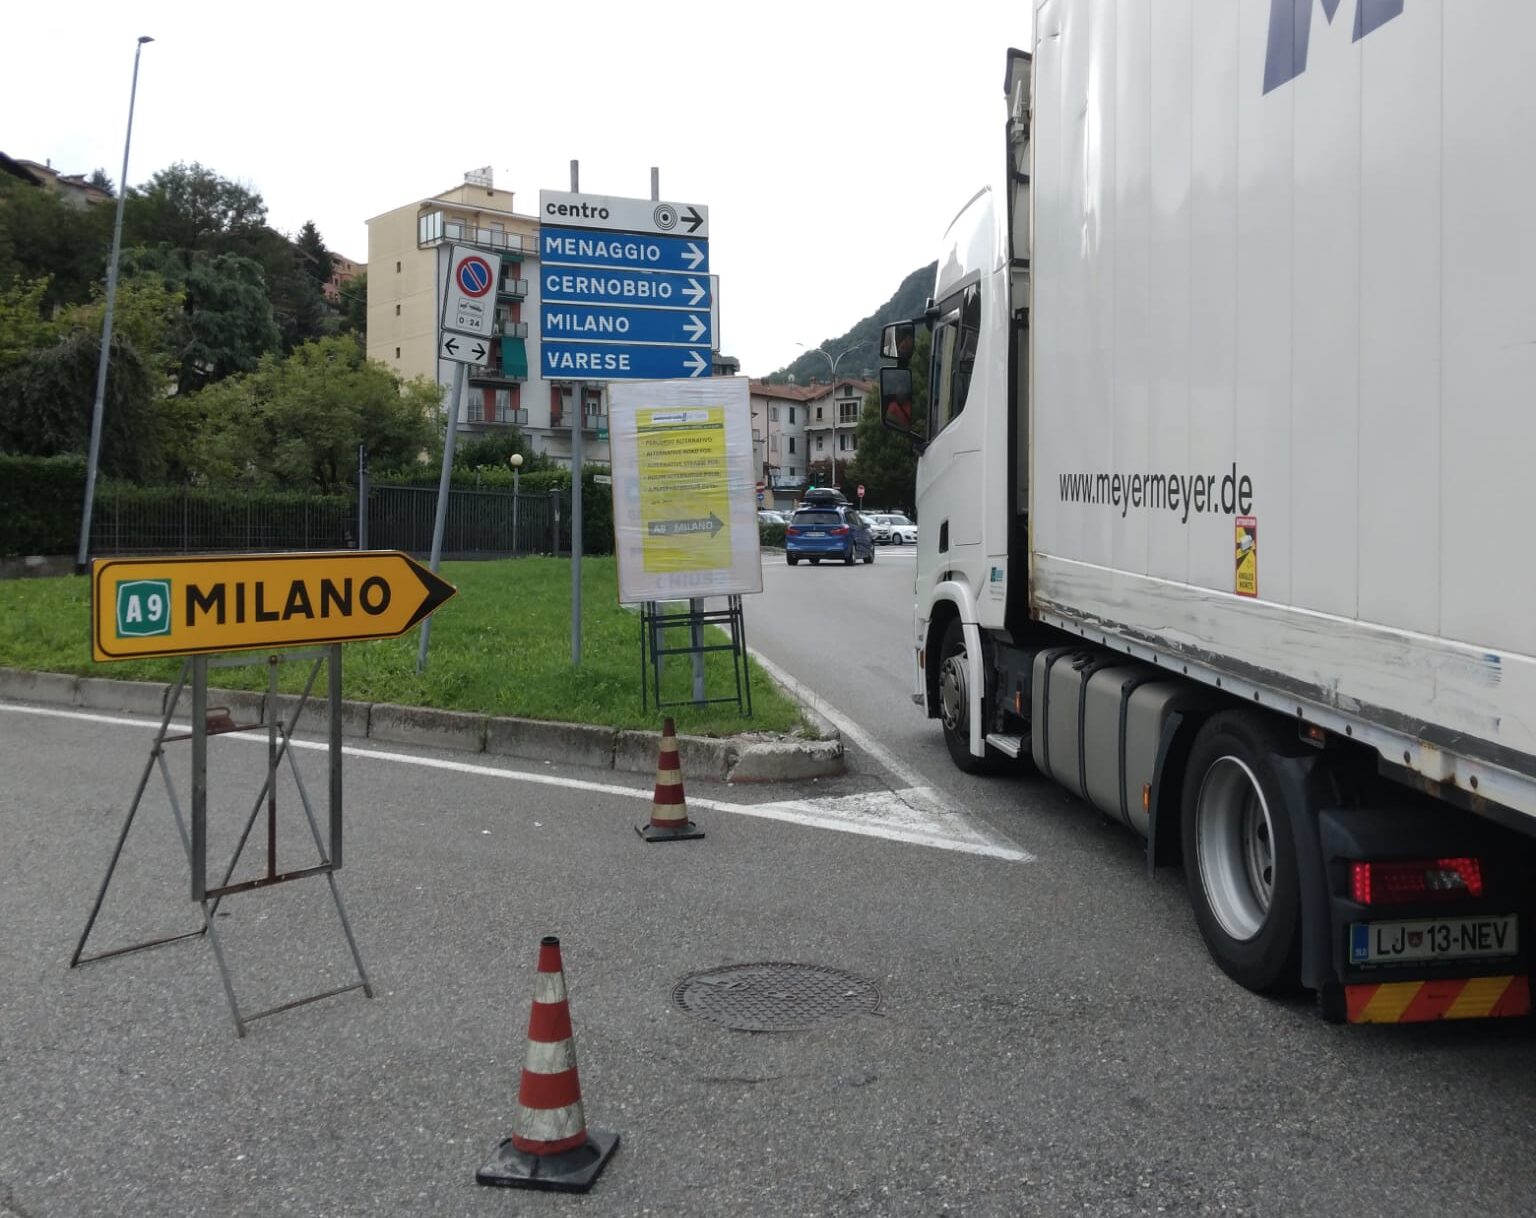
[485,717,615,770]
[613,728,735,782]
[0,667,80,707]
[75,677,167,717]
[368,703,488,754]
[268,692,373,740]
[727,735,845,782]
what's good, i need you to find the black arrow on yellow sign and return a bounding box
[91,551,458,662]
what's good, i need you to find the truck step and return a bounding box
[986,733,1025,758]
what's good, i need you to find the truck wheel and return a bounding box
[937,618,1005,775]
[1180,712,1303,994]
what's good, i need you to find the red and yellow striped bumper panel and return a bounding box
[1346,975,1530,1023]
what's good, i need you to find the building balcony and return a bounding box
[498,277,530,299]
[418,211,537,257]
[467,337,530,385]
[550,410,610,434]
[501,319,529,338]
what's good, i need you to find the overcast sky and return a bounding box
[6,1,1027,377]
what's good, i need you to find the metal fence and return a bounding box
[89,484,566,559]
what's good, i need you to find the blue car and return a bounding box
[785,501,875,566]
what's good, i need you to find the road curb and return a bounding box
[0,668,844,783]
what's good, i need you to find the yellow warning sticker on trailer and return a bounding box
[1235,516,1258,598]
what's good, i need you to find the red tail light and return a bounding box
[830,526,849,536]
[1350,858,1483,906]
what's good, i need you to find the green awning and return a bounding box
[501,337,528,379]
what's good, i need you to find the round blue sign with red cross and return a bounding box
[456,254,494,298]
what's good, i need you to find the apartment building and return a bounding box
[748,382,817,510]
[324,251,365,305]
[366,168,608,466]
[802,378,875,494]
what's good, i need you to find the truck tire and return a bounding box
[937,618,1006,775]
[1180,712,1304,994]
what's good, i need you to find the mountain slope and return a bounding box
[764,261,935,385]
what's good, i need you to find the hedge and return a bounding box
[0,454,85,556]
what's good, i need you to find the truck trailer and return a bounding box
[879,0,1536,1023]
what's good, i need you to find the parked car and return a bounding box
[866,513,894,544]
[757,509,788,526]
[784,503,875,566]
[883,513,917,545]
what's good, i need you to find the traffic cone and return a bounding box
[636,717,705,842]
[476,936,619,1193]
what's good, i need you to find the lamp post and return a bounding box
[797,342,856,492]
[77,34,154,571]
[509,451,523,555]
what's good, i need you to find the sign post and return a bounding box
[79,551,456,1036]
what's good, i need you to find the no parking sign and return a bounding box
[442,244,501,340]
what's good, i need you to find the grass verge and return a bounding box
[0,557,808,737]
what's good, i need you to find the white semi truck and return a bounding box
[879,0,1535,1023]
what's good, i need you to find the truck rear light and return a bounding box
[1350,858,1484,906]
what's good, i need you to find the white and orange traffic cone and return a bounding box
[636,717,705,842]
[476,936,619,1193]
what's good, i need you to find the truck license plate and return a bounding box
[1349,916,1518,965]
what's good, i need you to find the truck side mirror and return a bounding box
[880,367,919,444]
[881,322,916,368]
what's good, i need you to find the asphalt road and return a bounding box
[2,559,1535,1216]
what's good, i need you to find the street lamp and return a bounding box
[77,34,154,571]
[509,452,523,555]
[797,342,857,493]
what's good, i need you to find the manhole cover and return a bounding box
[673,963,881,1031]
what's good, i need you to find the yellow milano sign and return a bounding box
[90,551,457,662]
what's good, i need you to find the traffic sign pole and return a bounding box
[570,160,583,669]
[417,359,468,673]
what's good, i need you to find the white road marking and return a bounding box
[0,703,1031,862]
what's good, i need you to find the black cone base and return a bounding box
[475,1129,620,1193]
[635,819,705,842]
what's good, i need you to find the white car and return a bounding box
[882,513,917,545]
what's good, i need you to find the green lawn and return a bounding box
[0,557,809,737]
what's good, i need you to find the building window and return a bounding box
[770,406,778,422]
[395,303,401,316]
[395,347,400,359]
[770,434,779,454]
[816,435,824,451]
[788,437,796,454]
[816,406,823,421]
[840,433,853,452]
[789,407,796,424]
[395,261,401,273]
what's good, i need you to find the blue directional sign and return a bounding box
[538,189,713,382]
[541,226,708,274]
[541,266,711,310]
[542,342,711,380]
[542,303,712,348]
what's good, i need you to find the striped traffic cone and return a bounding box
[636,717,705,842]
[476,937,619,1193]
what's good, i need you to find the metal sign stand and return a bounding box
[71,645,373,1037]
[640,596,753,716]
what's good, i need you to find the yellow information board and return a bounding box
[636,406,731,573]
[607,377,762,603]
[90,551,457,661]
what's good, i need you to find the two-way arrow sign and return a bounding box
[440,333,489,365]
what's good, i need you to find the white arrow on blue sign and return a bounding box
[541,227,707,274]
[542,304,711,348]
[542,343,710,379]
[541,266,711,309]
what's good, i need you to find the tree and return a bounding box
[0,278,61,378]
[296,220,334,290]
[337,269,367,343]
[844,329,931,514]
[0,175,112,312]
[121,246,282,392]
[186,336,438,489]
[59,274,184,391]
[88,168,115,197]
[123,162,268,254]
[0,330,162,478]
